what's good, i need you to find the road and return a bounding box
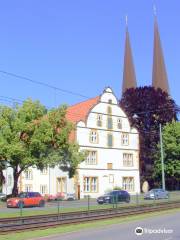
[33,210,180,240]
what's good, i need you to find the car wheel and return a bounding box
[125,198,130,203]
[39,200,45,207]
[17,201,24,208]
[98,202,103,205]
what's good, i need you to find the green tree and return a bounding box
[0,100,85,196]
[119,86,179,187]
[153,121,180,189]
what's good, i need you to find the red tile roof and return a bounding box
[66,96,100,124]
[66,96,100,142]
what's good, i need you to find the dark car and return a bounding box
[97,190,130,204]
[144,189,169,200]
[7,192,45,208]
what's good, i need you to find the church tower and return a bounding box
[152,10,170,94]
[122,17,137,94]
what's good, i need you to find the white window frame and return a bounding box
[24,169,33,180]
[40,185,48,195]
[85,151,97,165]
[122,133,129,146]
[89,130,98,144]
[123,153,134,167]
[122,177,135,192]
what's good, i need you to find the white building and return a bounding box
[66,87,140,198]
[3,87,140,198]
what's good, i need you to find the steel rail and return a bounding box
[0,201,180,234]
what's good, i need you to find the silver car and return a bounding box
[144,189,169,200]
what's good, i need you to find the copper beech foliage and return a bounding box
[120,86,179,187]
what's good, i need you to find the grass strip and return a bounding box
[0,207,179,240]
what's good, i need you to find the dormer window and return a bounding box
[97,114,102,127]
[117,118,122,129]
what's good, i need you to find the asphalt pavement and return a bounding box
[33,210,180,240]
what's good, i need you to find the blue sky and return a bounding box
[0,0,180,108]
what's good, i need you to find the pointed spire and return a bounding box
[152,7,170,94]
[122,16,137,94]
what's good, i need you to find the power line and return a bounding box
[0,94,179,125]
[0,70,90,99]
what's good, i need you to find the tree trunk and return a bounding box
[0,168,5,186]
[12,167,20,197]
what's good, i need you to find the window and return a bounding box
[7,175,12,186]
[89,130,98,143]
[83,177,98,192]
[108,99,112,104]
[97,114,102,127]
[117,118,122,129]
[107,163,113,169]
[24,170,33,180]
[122,133,129,145]
[122,177,135,191]
[123,153,133,167]
[109,174,114,183]
[40,185,48,195]
[24,184,32,192]
[107,133,113,147]
[107,117,113,129]
[40,168,48,175]
[107,106,112,114]
[85,151,97,165]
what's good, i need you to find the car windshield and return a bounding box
[18,192,27,198]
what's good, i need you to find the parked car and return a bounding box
[0,193,6,201]
[7,192,45,208]
[66,193,76,201]
[144,189,169,200]
[97,190,130,204]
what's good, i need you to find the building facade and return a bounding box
[3,87,140,198]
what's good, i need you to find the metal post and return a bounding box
[159,123,165,190]
[87,195,90,214]
[136,193,139,205]
[57,199,60,220]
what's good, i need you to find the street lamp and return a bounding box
[159,123,165,190]
[132,114,165,190]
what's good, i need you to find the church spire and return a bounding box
[152,7,170,94]
[122,16,137,94]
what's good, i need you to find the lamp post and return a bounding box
[159,123,165,190]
